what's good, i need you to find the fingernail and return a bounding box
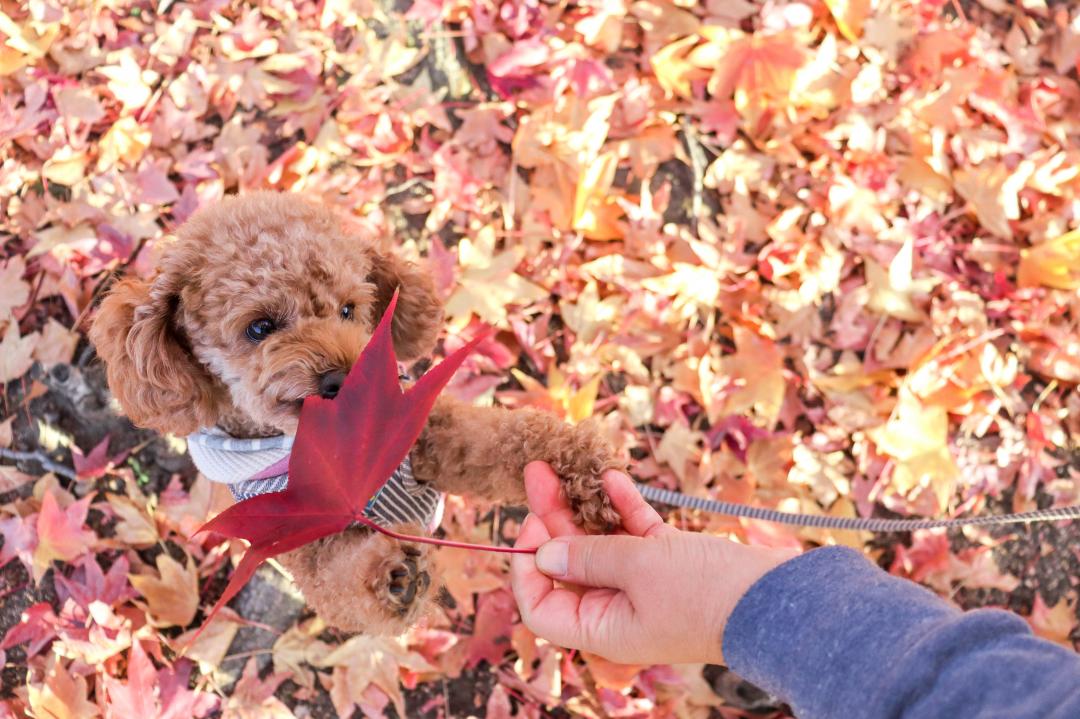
[535,539,568,577]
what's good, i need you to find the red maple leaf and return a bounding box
[71,435,128,481]
[195,291,488,629]
[466,588,517,668]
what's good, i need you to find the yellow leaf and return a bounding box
[868,390,959,510]
[97,49,156,111]
[316,634,434,718]
[641,263,721,317]
[129,553,199,628]
[97,116,152,171]
[567,375,601,424]
[655,421,702,484]
[559,281,621,345]
[721,326,786,429]
[651,34,707,98]
[443,229,547,328]
[865,239,937,322]
[176,612,243,674]
[823,0,870,41]
[42,147,88,186]
[572,151,625,239]
[28,223,97,260]
[272,617,332,689]
[1019,229,1080,290]
[0,12,59,75]
[0,255,29,323]
[581,651,644,690]
[107,495,159,547]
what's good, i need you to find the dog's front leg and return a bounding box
[410,397,623,532]
[276,524,434,634]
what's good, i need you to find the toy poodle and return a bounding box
[89,191,620,634]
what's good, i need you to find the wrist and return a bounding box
[706,538,800,664]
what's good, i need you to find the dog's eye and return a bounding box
[245,318,277,342]
[340,303,355,321]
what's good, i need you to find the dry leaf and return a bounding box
[1019,229,1080,290]
[129,553,200,628]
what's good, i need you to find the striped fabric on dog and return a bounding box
[186,427,442,530]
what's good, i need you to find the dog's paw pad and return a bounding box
[384,555,430,615]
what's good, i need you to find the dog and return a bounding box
[89,191,620,634]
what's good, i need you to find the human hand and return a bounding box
[511,462,799,665]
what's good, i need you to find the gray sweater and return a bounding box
[725,546,1080,718]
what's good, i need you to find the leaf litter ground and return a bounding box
[2,0,1080,717]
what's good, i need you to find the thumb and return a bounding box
[535,535,644,589]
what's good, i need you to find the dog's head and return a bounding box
[89,192,443,436]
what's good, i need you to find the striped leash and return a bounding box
[635,484,1080,532]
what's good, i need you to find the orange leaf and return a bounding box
[1019,229,1080,290]
[581,651,644,690]
[693,30,807,111]
[33,493,95,578]
[823,0,870,41]
[572,151,626,240]
[1028,595,1077,648]
[129,553,200,628]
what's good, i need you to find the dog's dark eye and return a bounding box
[340,303,355,321]
[245,318,277,342]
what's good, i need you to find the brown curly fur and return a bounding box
[89,191,619,635]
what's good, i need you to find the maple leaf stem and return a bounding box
[352,515,538,554]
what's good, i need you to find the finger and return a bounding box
[519,584,636,656]
[535,534,643,589]
[511,514,555,616]
[602,470,674,538]
[524,461,585,537]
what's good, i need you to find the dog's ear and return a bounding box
[88,274,221,436]
[367,249,443,361]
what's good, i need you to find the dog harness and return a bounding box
[186,427,443,530]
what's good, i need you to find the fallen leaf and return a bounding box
[32,319,79,366]
[106,495,159,547]
[865,239,937,322]
[0,323,38,384]
[0,256,29,323]
[222,658,292,719]
[317,634,434,718]
[1029,594,1077,648]
[27,654,99,719]
[33,493,95,579]
[868,389,960,511]
[1019,229,1080,290]
[467,589,517,668]
[102,640,217,719]
[129,552,199,628]
[443,227,548,328]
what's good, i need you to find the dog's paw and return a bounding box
[278,526,435,635]
[551,423,623,533]
[559,466,621,533]
[379,545,432,617]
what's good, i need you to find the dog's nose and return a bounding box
[318,370,347,399]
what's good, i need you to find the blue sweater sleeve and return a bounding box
[723,546,1080,719]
